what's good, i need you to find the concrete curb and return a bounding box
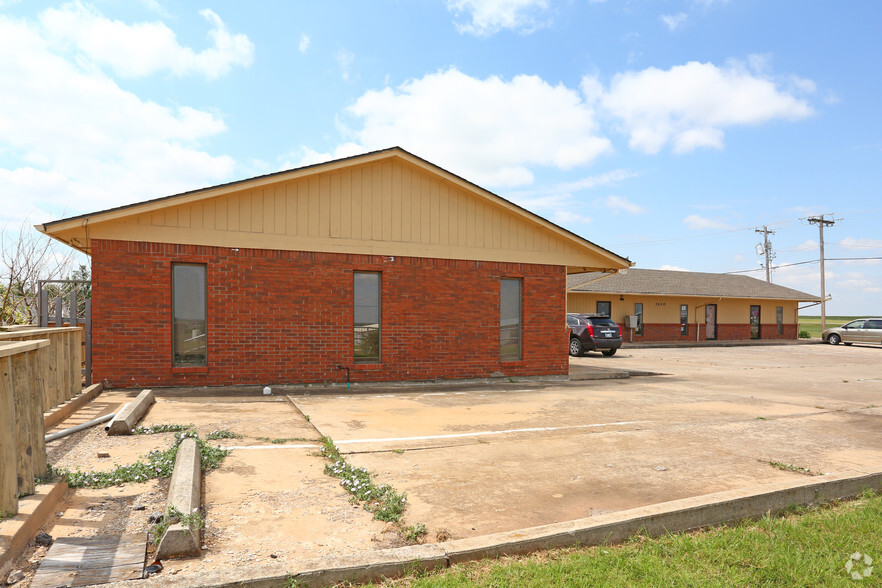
[44,383,103,430]
[0,481,68,574]
[107,389,154,435]
[107,465,882,588]
[156,437,202,559]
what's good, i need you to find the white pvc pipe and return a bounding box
[45,412,115,443]
[104,403,131,432]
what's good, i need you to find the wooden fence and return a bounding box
[0,327,83,516]
[0,327,83,411]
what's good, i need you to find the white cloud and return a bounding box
[683,214,732,230]
[839,237,882,250]
[583,59,814,154]
[836,273,881,291]
[660,13,688,32]
[304,68,611,188]
[504,170,635,227]
[38,2,254,79]
[552,211,592,226]
[299,33,311,54]
[511,169,637,198]
[335,49,355,82]
[789,239,818,252]
[447,0,549,37]
[602,195,645,214]
[658,264,691,271]
[0,10,236,224]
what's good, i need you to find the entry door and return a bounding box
[705,304,717,340]
[750,305,761,339]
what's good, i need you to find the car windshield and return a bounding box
[591,319,617,327]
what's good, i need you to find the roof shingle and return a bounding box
[567,268,821,301]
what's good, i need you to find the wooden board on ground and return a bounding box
[30,534,145,588]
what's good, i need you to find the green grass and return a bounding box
[798,315,862,339]
[365,490,882,587]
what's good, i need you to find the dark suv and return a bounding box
[567,313,622,357]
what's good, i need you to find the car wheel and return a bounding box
[602,348,617,357]
[827,334,841,345]
[569,338,584,357]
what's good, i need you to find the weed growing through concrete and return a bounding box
[206,429,242,440]
[62,432,229,488]
[150,505,205,547]
[255,436,311,444]
[760,460,823,476]
[320,436,407,522]
[404,523,428,542]
[133,423,193,435]
[34,463,59,485]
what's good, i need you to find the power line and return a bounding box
[722,256,882,275]
[613,221,802,248]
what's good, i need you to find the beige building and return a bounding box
[568,268,821,342]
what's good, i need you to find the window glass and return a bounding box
[777,306,784,335]
[596,301,611,317]
[500,279,522,361]
[680,304,688,336]
[172,264,206,367]
[845,320,866,329]
[354,272,381,363]
[635,303,644,336]
[866,320,882,329]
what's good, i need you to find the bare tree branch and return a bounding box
[0,220,75,325]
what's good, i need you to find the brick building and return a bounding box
[567,268,821,343]
[40,148,630,388]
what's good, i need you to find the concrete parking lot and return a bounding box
[24,342,881,583]
[294,343,882,540]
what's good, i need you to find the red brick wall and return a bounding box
[630,323,798,342]
[92,239,567,388]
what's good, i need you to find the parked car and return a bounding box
[822,318,882,345]
[567,313,622,357]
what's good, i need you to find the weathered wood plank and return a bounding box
[27,349,47,478]
[0,356,17,515]
[30,534,145,588]
[11,353,34,497]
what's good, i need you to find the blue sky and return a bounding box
[1,0,880,315]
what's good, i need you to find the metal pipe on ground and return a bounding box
[45,413,115,443]
[104,403,131,432]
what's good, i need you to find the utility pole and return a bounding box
[755,225,775,282]
[807,215,835,331]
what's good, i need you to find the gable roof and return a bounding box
[38,147,630,273]
[567,268,821,301]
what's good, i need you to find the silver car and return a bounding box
[822,318,882,345]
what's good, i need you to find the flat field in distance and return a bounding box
[798,315,861,338]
